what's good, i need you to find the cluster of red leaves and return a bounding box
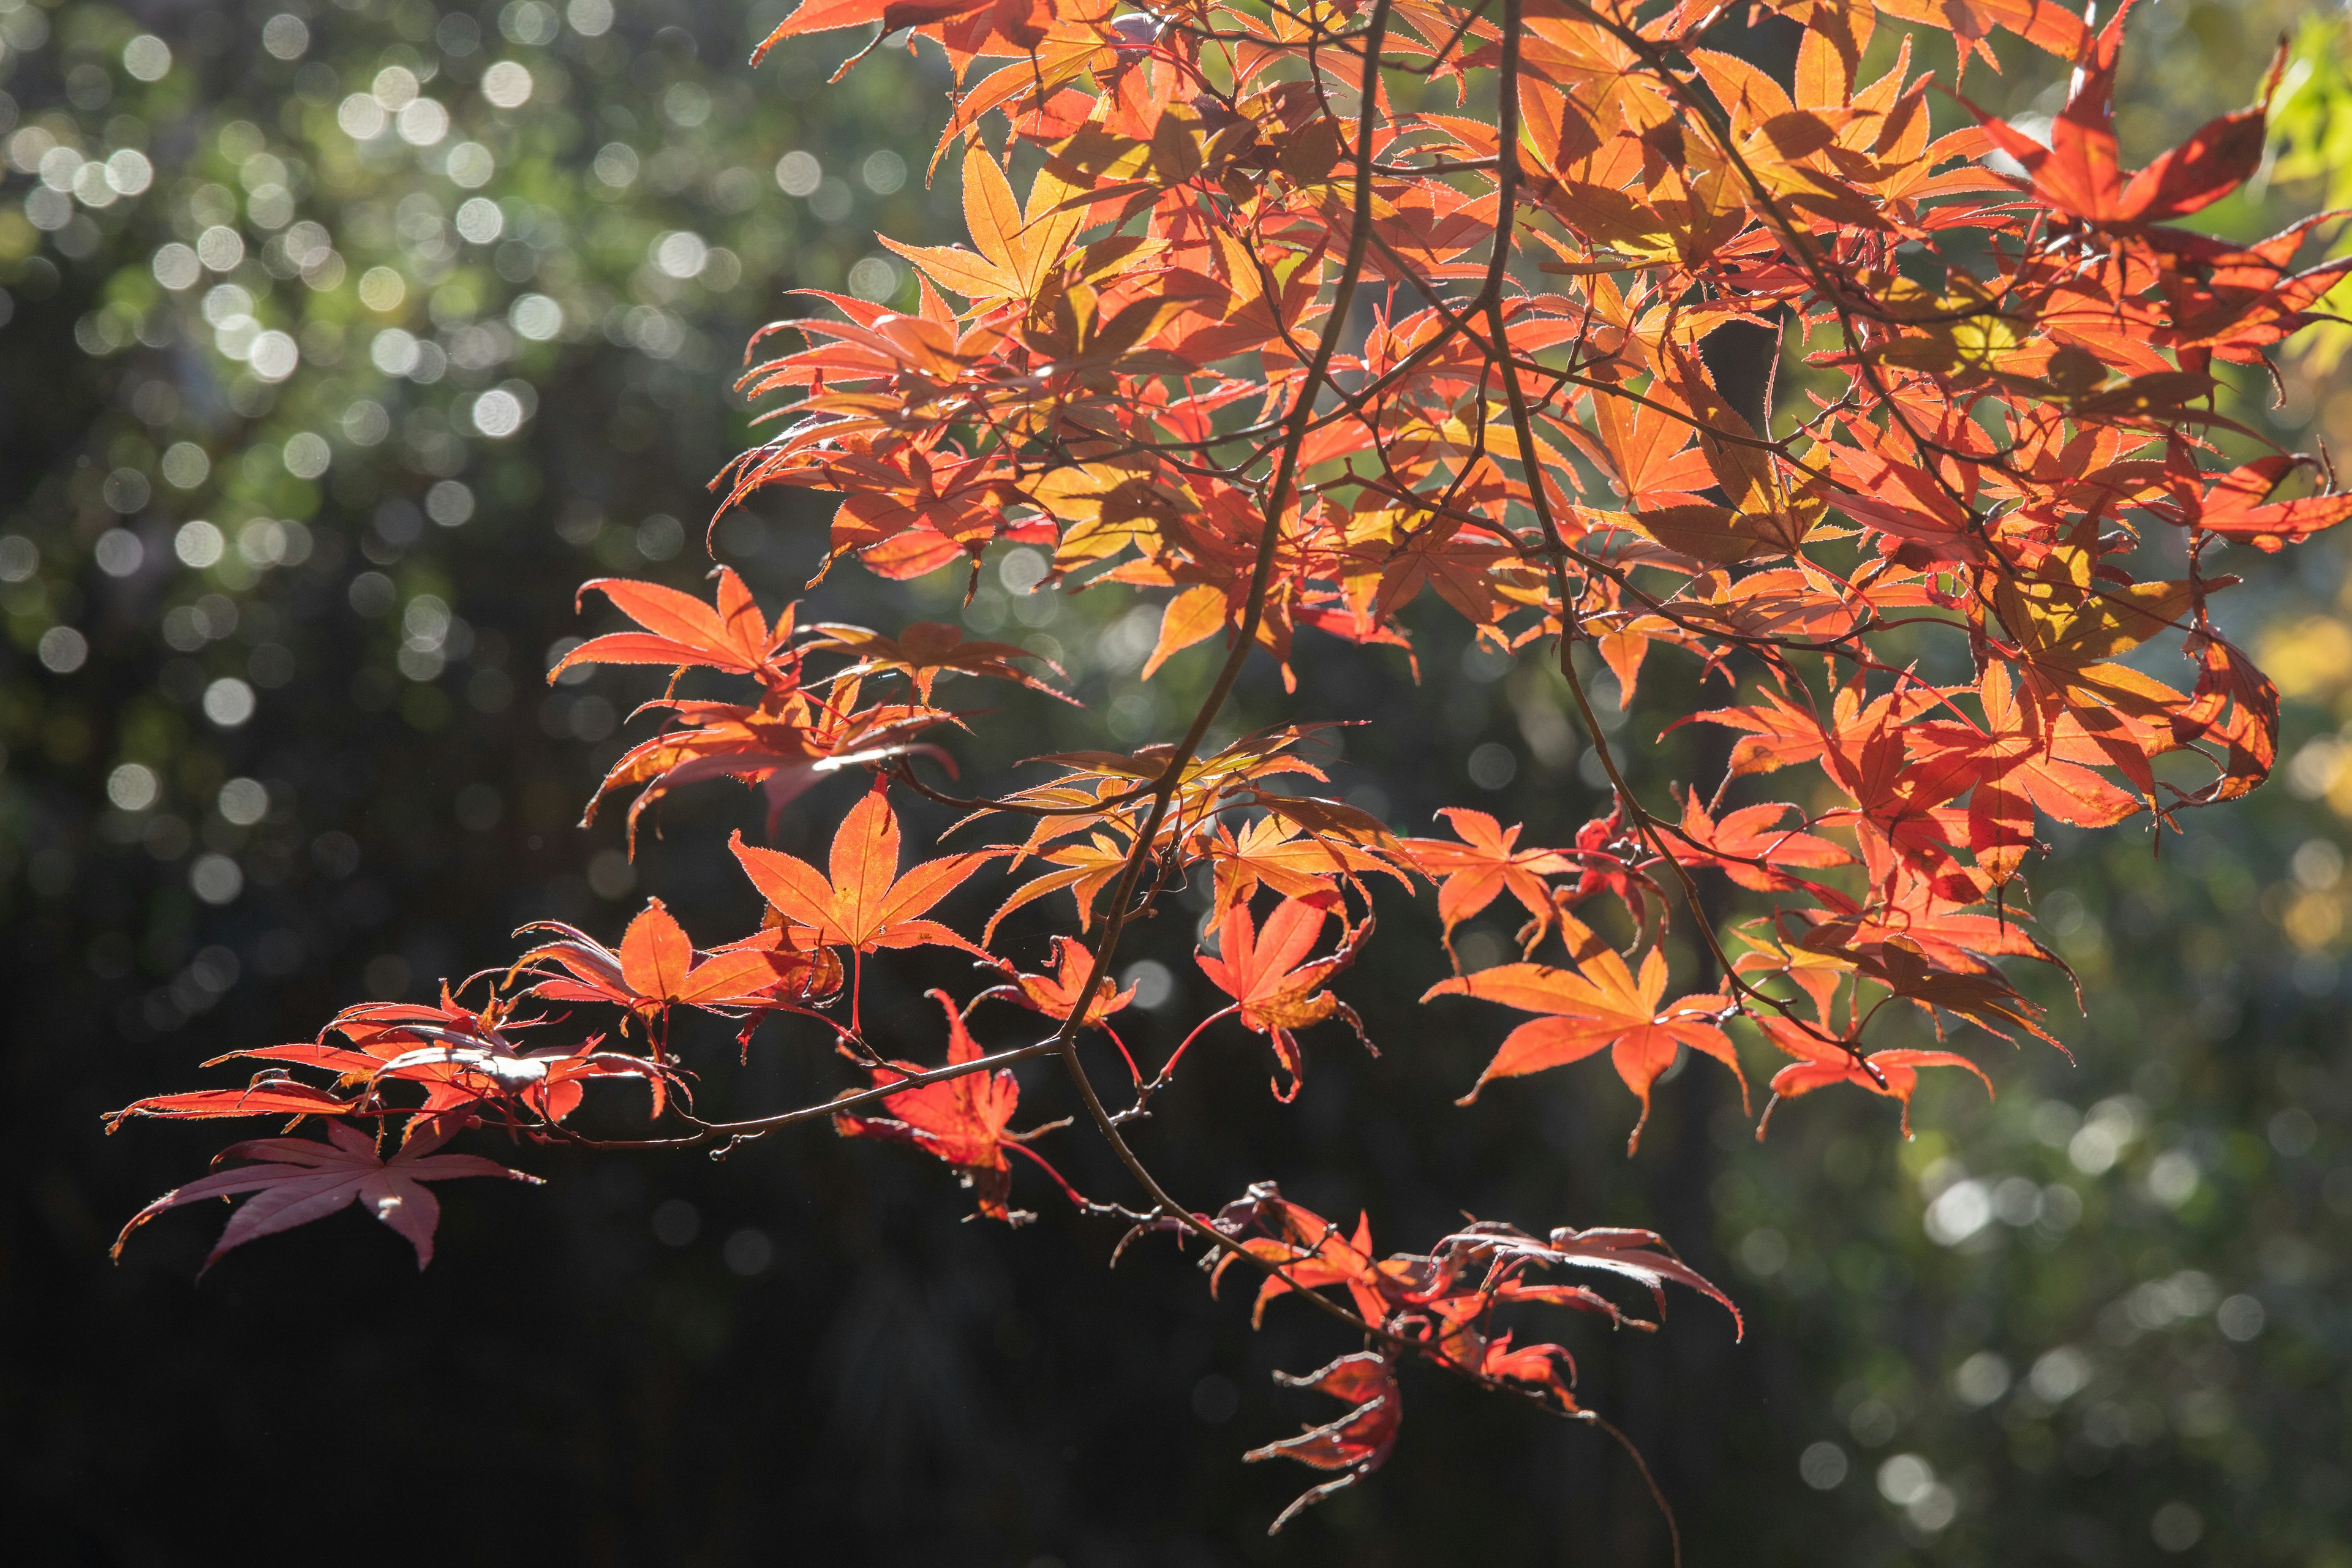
[1139,1183,1740,1527]
[112,0,2350,1536]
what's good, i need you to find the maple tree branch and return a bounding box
[1063,0,1395,972]
[1463,0,1830,1054]
[111,0,2328,1539]
[1554,629,1853,1057]
[1115,1003,1240,1120]
[1585,1409,1684,1568]
[1480,0,1580,592]
[888,755,1156,818]
[557,1038,1066,1148]
[1020,0,1408,1353]
[1010,5,1811,1441]
[1353,219,1817,472]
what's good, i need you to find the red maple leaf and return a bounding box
[833,990,1072,1221]
[1208,1198,1398,1329]
[807,619,1074,703]
[1191,895,1374,1101]
[584,682,959,851]
[108,987,662,1130]
[1966,12,2279,229]
[111,1120,539,1276]
[1673,793,1853,894]
[1904,662,2140,885]
[2186,456,2352,553]
[104,1078,363,1128]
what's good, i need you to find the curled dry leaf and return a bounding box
[1243,1352,1402,1534]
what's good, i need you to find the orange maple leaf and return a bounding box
[1401,807,1577,961]
[551,568,799,693]
[807,617,1073,703]
[1755,1017,1994,1139]
[976,933,1134,1028]
[1427,948,1747,1154]
[513,897,842,1046]
[731,786,1005,1030]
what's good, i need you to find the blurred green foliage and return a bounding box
[2273,12,2352,375]
[2,0,2350,1562]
